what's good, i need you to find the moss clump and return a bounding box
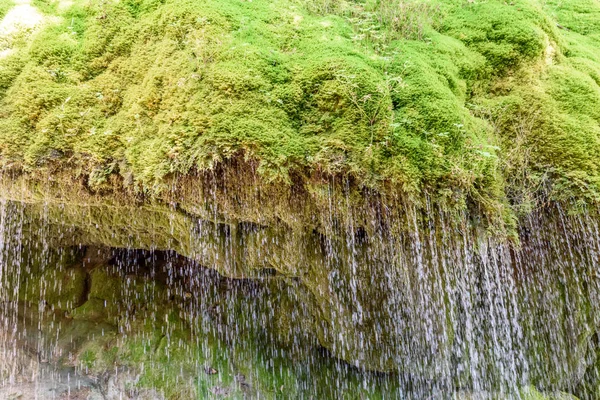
[11,246,86,309]
[468,0,600,209]
[32,0,59,15]
[439,0,549,74]
[71,297,120,321]
[0,0,598,226]
[0,0,508,217]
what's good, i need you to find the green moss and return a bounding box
[0,0,508,213]
[544,0,600,37]
[0,0,12,20]
[76,330,118,372]
[72,297,120,322]
[520,386,581,400]
[10,246,86,308]
[0,51,27,97]
[19,267,87,309]
[0,0,598,227]
[440,0,549,74]
[32,0,59,14]
[88,266,122,301]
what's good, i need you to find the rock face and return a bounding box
[1,176,599,398]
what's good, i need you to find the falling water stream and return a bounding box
[0,193,599,399]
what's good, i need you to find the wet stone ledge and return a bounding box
[0,181,599,398]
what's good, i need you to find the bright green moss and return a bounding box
[0,0,599,219]
[0,0,494,198]
[0,0,12,19]
[0,51,27,97]
[440,0,549,74]
[544,0,600,36]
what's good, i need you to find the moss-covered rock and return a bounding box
[87,266,122,301]
[1,0,600,397]
[1,0,598,218]
[520,385,581,400]
[20,266,87,309]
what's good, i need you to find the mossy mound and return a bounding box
[0,0,598,223]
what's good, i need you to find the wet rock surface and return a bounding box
[0,246,375,399]
[0,198,599,398]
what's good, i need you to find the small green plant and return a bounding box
[80,350,97,370]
